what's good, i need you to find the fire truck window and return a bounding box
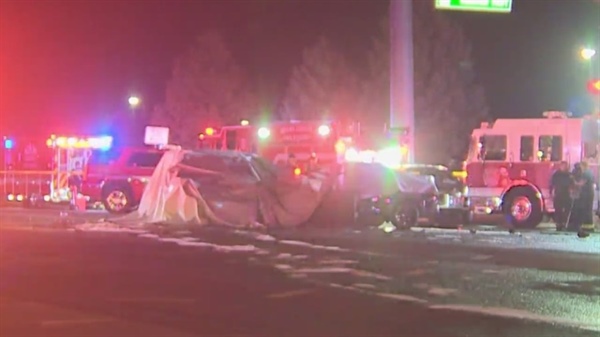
[479,135,507,161]
[88,149,122,165]
[127,152,163,168]
[225,130,237,150]
[520,136,534,161]
[538,136,562,162]
[583,142,598,160]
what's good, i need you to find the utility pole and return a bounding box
[390,0,415,163]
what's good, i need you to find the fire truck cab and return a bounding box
[199,120,351,174]
[465,111,599,228]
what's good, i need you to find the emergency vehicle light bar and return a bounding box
[257,127,270,139]
[47,136,113,150]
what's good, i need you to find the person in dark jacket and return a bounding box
[550,161,571,231]
[568,163,589,231]
[578,161,596,232]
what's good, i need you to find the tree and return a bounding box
[280,37,361,124]
[362,2,490,163]
[152,32,257,146]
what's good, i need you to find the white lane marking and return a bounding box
[267,289,316,299]
[376,293,428,304]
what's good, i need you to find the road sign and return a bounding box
[144,126,170,146]
[435,0,513,13]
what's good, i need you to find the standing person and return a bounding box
[286,153,297,169]
[579,161,596,233]
[550,161,571,231]
[568,163,585,231]
[307,153,319,173]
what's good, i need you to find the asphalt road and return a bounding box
[1,210,599,336]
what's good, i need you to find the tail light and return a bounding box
[294,167,302,176]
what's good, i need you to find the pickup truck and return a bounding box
[82,147,164,213]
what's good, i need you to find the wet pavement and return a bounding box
[0,208,599,336]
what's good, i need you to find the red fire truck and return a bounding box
[0,134,113,206]
[198,120,353,174]
[464,111,599,228]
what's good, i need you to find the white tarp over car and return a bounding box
[114,147,334,228]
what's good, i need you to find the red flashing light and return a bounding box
[205,127,215,136]
[588,79,600,95]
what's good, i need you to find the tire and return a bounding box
[502,186,543,229]
[102,185,134,214]
[389,203,419,229]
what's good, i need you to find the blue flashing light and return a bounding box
[88,135,113,151]
[4,138,14,149]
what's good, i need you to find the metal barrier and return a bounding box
[0,170,85,203]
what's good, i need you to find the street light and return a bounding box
[128,96,141,107]
[580,47,596,61]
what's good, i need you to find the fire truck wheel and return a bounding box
[502,187,543,229]
[102,185,133,214]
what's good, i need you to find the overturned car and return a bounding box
[116,147,335,228]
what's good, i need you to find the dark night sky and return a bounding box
[0,0,599,135]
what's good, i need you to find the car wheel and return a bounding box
[102,186,133,214]
[390,205,419,229]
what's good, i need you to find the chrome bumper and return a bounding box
[468,196,502,215]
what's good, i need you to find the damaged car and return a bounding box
[115,147,336,228]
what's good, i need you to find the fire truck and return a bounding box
[0,134,113,206]
[464,111,599,228]
[198,120,354,174]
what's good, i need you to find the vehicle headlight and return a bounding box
[318,124,331,136]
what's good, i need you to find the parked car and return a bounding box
[82,147,165,213]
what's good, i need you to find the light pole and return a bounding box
[390,0,414,163]
[580,47,596,61]
[580,47,596,79]
[579,47,598,112]
[128,96,141,113]
[126,96,142,145]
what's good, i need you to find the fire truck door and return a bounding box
[224,130,237,150]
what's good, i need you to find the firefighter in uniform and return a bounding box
[569,163,590,232]
[307,153,318,174]
[287,153,297,168]
[579,161,595,233]
[550,161,571,231]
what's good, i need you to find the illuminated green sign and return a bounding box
[435,0,513,13]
